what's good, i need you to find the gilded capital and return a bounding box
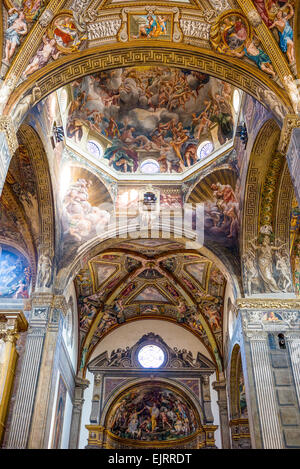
[278,115,300,155]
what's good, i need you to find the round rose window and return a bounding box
[138,345,165,368]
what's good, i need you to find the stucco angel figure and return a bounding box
[37,251,52,288]
[12,85,42,126]
[275,252,292,292]
[249,235,286,293]
[242,250,260,295]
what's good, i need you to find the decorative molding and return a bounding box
[278,115,300,155]
[39,9,55,28]
[5,45,292,123]
[0,117,18,155]
[88,333,215,372]
[236,298,300,310]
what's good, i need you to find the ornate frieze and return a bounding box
[180,18,211,41]
[0,117,18,155]
[89,333,215,372]
[240,309,300,332]
[87,17,122,42]
[237,298,300,310]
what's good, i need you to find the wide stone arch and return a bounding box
[56,227,242,298]
[4,43,293,129]
[56,228,241,377]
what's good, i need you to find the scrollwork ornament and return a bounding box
[172,8,183,43]
[247,10,262,28]
[119,8,129,43]
[204,10,218,23]
[39,9,54,28]
[209,0,230,11]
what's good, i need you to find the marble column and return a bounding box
[212,378,231,449]
[6,303,50,449]
[249,333,284,449]
[0,312,27,445]
[68,376,89,449]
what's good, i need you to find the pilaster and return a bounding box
[6,298,50,449]
[237,300,300,449]
[90,373,102,425]
[0,312,27,446]
[27,295,66,449]
[68,376,90,449]
[212,378,231,449]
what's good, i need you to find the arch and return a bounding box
[77,243,225,376]
[102,377,204,425]
[4,43,292,127]
[242,118,281,255]
[98,377,205,449]
[17,124,55,283]
[56,228,242,297]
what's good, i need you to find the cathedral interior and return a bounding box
[0,0,300,451]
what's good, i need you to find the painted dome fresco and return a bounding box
[58,66,240,175]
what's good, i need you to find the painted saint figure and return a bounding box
[232,38,276,78]
[269,4,295,64]
[23,34,61,77]
[4,9,28,64]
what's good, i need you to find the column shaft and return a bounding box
[250,336,284,449]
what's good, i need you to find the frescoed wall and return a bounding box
[107,384,199,441]
[0,246,30,298]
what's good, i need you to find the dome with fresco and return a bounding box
[57,66,241,178]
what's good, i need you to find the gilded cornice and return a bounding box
[0,312,28,333]
[4,43,292,121]
[236,298,300,310]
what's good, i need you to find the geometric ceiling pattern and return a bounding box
[74,238,227,373]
